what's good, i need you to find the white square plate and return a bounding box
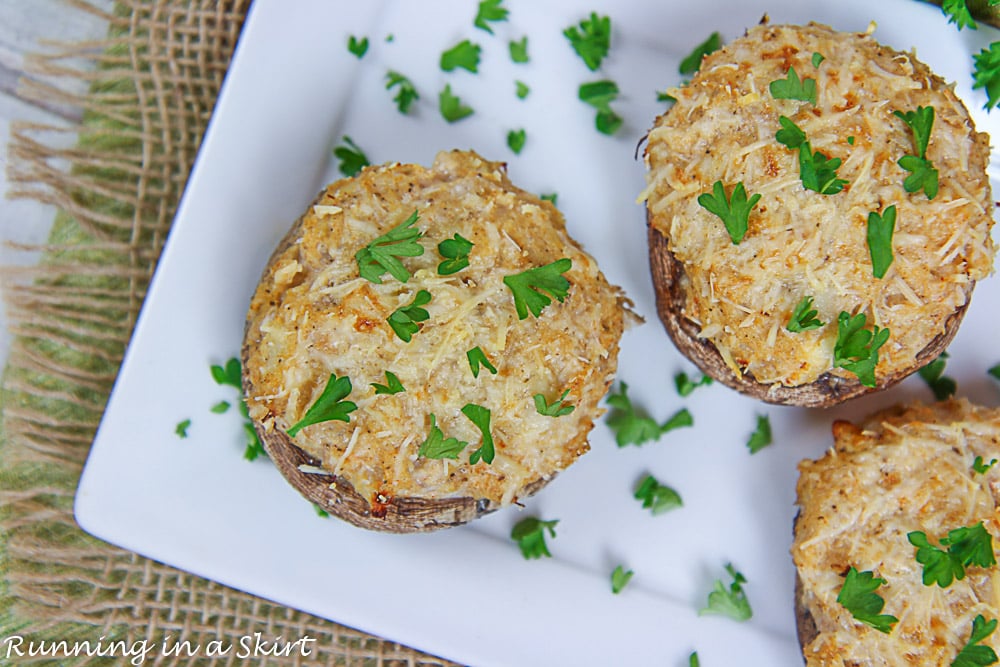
[76,1,1000,664]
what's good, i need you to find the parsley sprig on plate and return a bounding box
[699,563,752,621]
[836,567,898,634]
[355,210,424,284]
[908,522,997,588]
[605,382,692,447]
[833,312,890,388]
[511,517,558,559]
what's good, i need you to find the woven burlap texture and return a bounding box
[1,1,454,664]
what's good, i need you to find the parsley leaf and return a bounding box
[942,0,981,31]
[953,615,999,667]
[440,40,481,73]
[578,80,623,135]
[534,389,575,417]
[387,289,432,342]
[908,522,997,588]
[679,31,722,75]
[439,84,474,122]
[690,653,701,667]
[287,374,357,437]
[509,36,529,63]
[418,414,468,460]
[243,421,266,461]
[606,382,693,447]
[467,346,498,378]
[787,295,824,332]
[769,66,817,104]
[210,401,230,414]
[437,233,473,275]
[634,474,683,515]
[313,503,330,518]
[867,205,896,279]
[507,128,526,154]
[385,70,419,114]
[975,456,999,474]
[836,567,898,634]
[355,210,424,284]
[371,370,405,395]
[511,517,558,559]
[917,352,957,401]
[812,52,825,67]
[175,418,191,438]
[746,414,772,454]
[347,35,369,58]
[473,0,508,34]
[333,135,370,177]
[898,155,939,199]
[540,192,558,206]
[503,257,572,319]
[974,42,1000,110]
[699,563,753,621]
[462,403,495,464]
[611,565,634,594]
[674,371,713,397]
[211,357,242,389]
[697,180,761,245]
[515,80,530,99]
[775,115,808,149]
[564,12,611,71]
[895,106,935,158]
[833,312,890,388]
[775,116,848,194]
[991,364,1000,381]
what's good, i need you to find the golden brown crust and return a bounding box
[643,23,994,406]
[792,399,1000,664]
[242,150,626,532]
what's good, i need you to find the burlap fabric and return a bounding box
[1,1,453,664]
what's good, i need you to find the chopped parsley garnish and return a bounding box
[515,80,530,99]
[242,422,266,461]
[211,357,242,388]
[511,517,558,559]
[503,257,572,319]
[462,403,495,464]
[563,12,611,71]
[690,653,701,667]
[439,84,474,122]
[387,289,432,342]
[679,31,722,75]
[210,400,230,414]
[634,474,683,515]
[973,43,1000,110]
[578,80,623,135]
[787,295,824,332]
[371,370,405,395]
[440,40,481,73]
[656,90,677,104]
[333,135,370,177]
[313,503,330,518]
[833,311,890,388]
[509,36,529,63]
[908,522,997,588]
[812,52,825,67]
[848,135,856,145]
[347,35,369,59]
[286,374,357,437]
[418,414,468,460]
[699,563,752,621]
[606,382,693,447]
[836,567,898,634]
[674,371,713,397]
[991,364,1000,381]
[917,352,957,401]
[769,67,817,105]
[540,192,558,206]
[746,414,772,454]
[355,210,424,284]
[211,357,266,460]
[437,233,474,275]
[942,0,983,31]
[611,565,634,594]
[974,456,999,474]
[953,615,999,667]
[385,70,419,114]
[895,107,939,199]
[467,346,498,378]
[473,0,508,34]
[697,180,761,245]
[867,205,896,279]
[507,128,527,154]
[175,418,191,438]
[534,389,575,417]
[775,116,848,195]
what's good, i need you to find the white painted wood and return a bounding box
[0,0,114,370]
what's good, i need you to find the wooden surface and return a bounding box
[0,0,114,369]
